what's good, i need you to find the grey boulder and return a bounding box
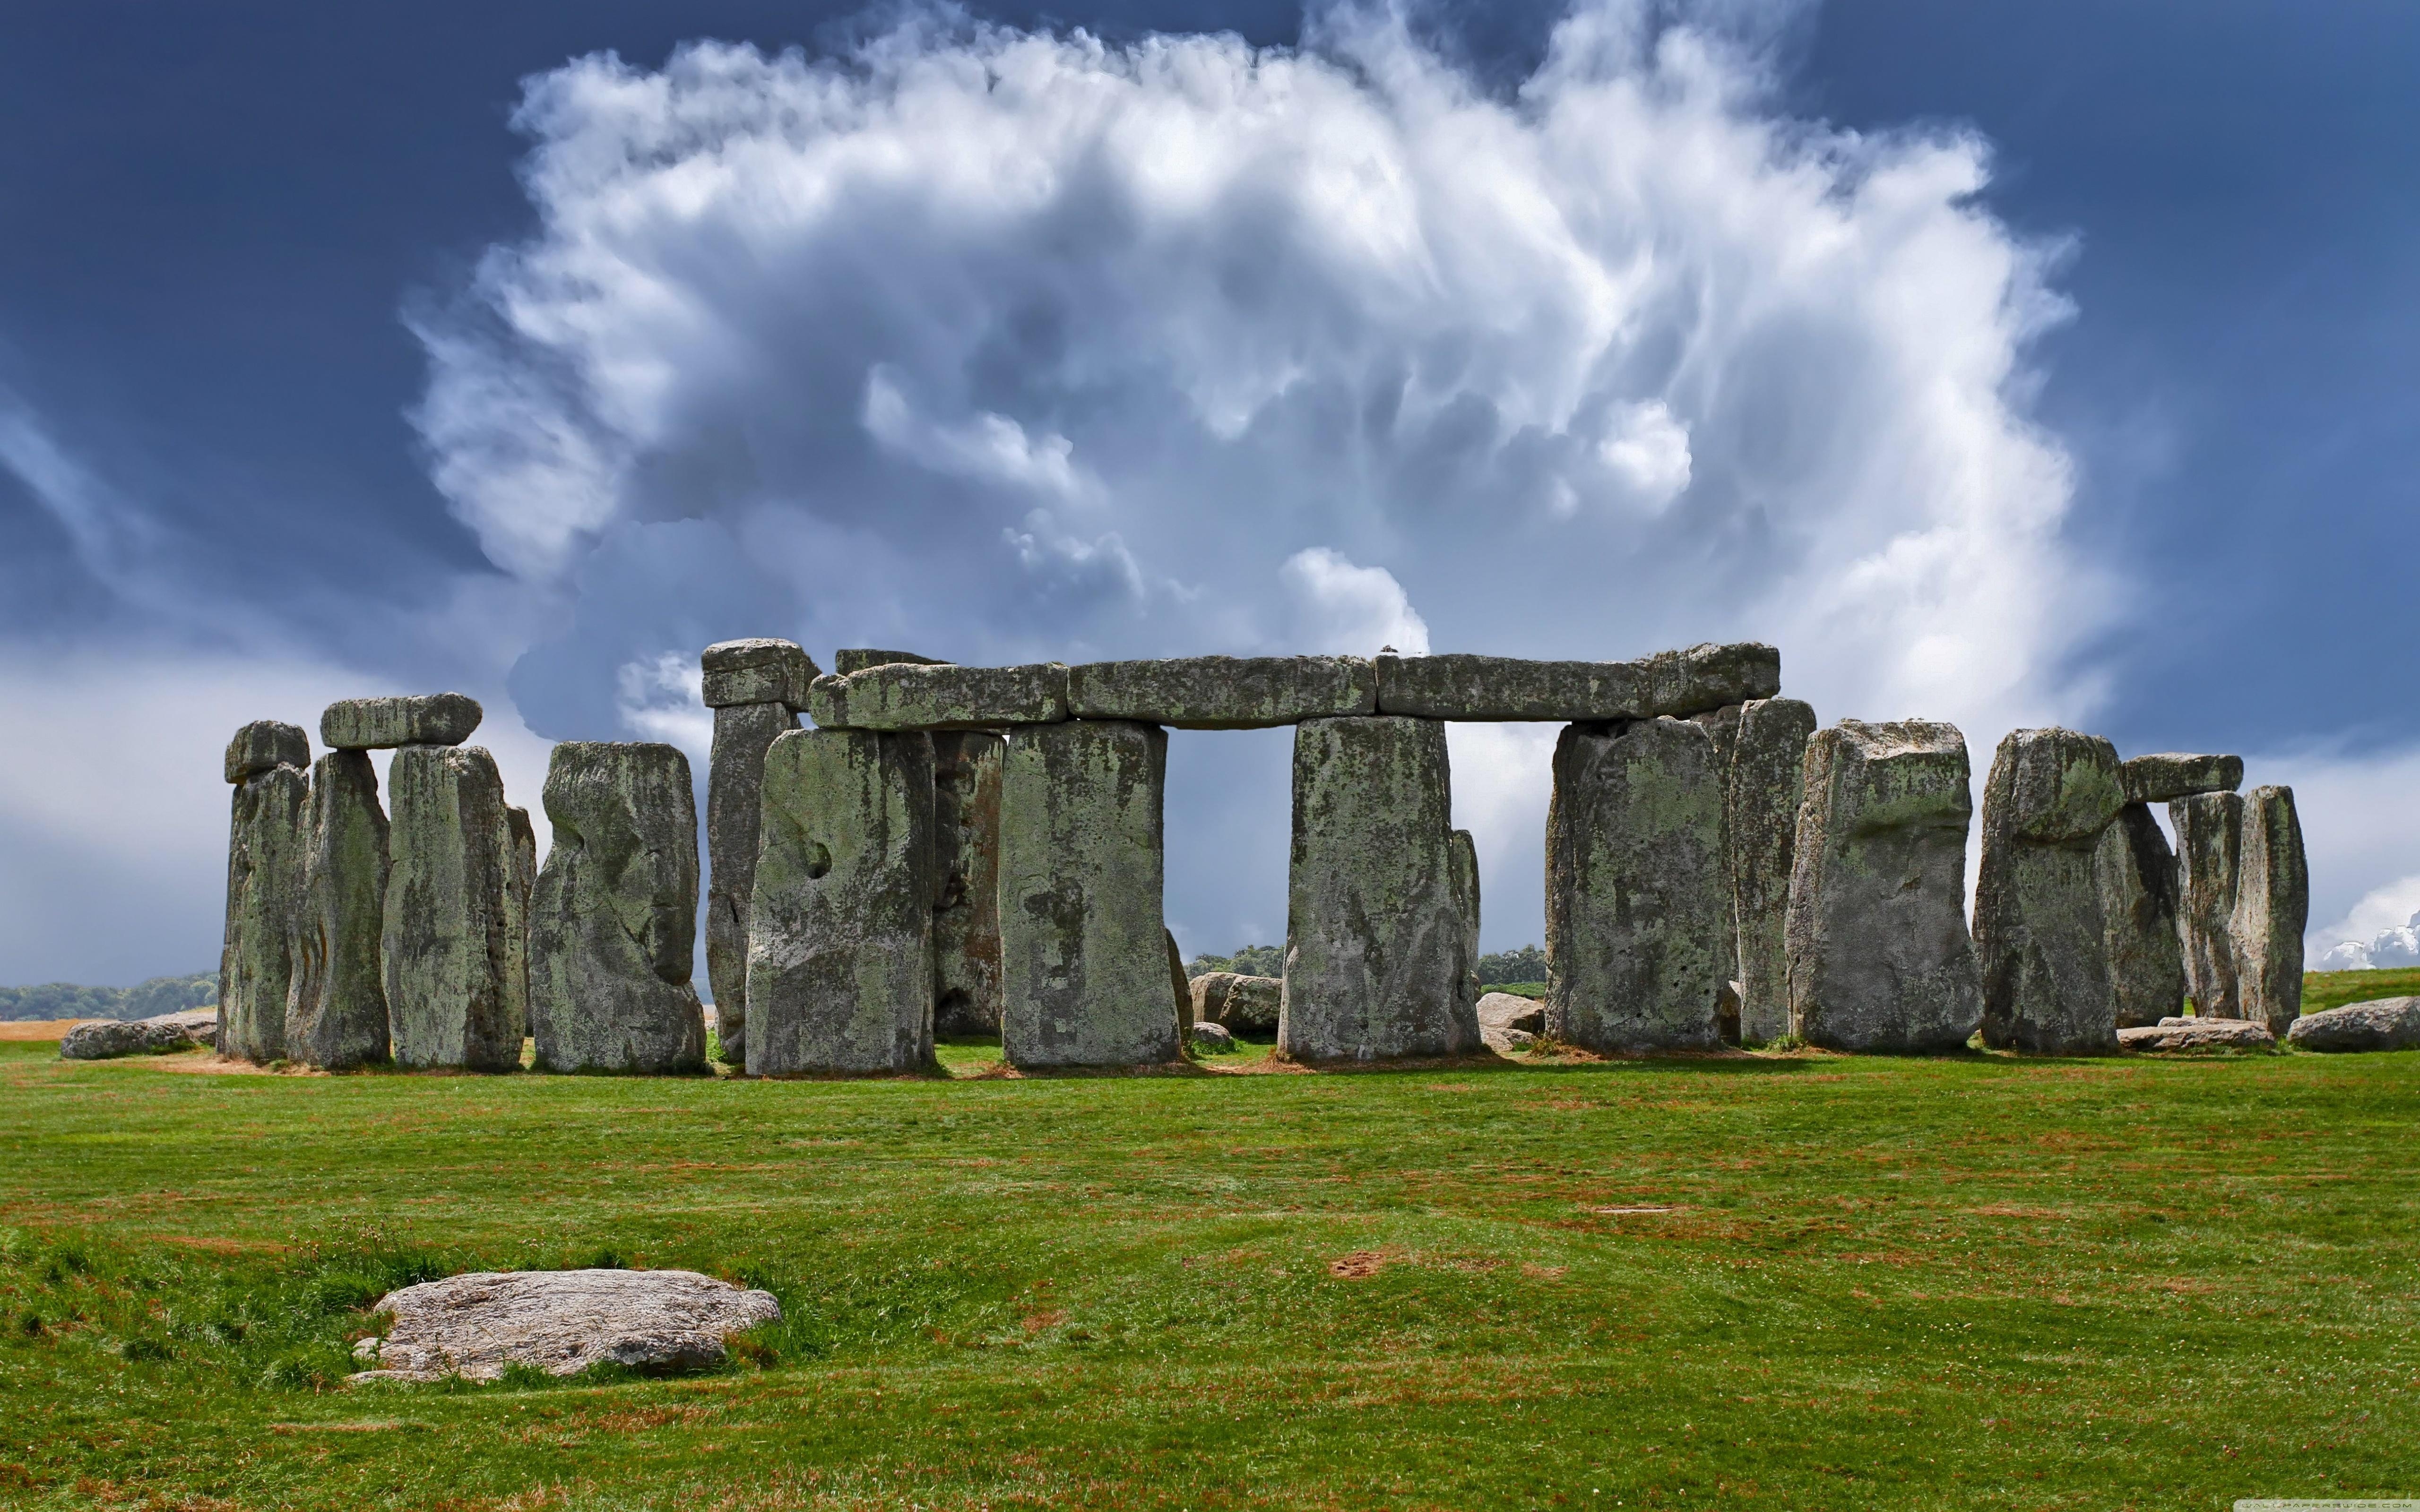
[809,662,1067,731]
[1190,973,1281,1034]
[1065,656,1375,729]
[224,720,309,784]
[59,1018,200,1060]
[1975,728,2125,1056]
[1188,1021,1237,1052]
[1477,992,1545,1035]
[2285,997,2420,1053]
[320,693,483,751]
[347,1269,781,1383]
[700,638,819,711]
[2118,1019,2275,1053]
[2119,753,2244,805]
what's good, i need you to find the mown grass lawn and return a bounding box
[1,1016,2415,1511]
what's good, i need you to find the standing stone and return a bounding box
[507,807,537,922]
[2231,786,2308,1036]
[1727,698,1816,1044]
[220,731,311,1064]
[1545,717,1729,1053]
[1165,929,1192,1031]
[2119,753,2244,805]
[1786,720,1981,1053]
[1449,828,1482,1015]
[2169,791,2244,1022]
[383,745,527,1072]
[1689,704,1744,985]
[529,743,708,1075]
[285,750,390,1069]
[1000,720,1181,1068]
[2095,804,2185,1028]
[746,729,936,1075]
[706,701,798,1067]
[1975,729,2125,1055]
[931,731,1006,1037]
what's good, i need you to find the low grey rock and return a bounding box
[701,639,819,710]
[2118,1019,2275,1053]
[2230,786,2308,1036]
[1976,729,2125,1056]
[285,750,391,1070]
[932,731,1006,1037]
[347,1269,781,1383]
[1476,992,1544,1035]
[1373,643,1780,722]
[383,745,527,1072]
[529,743,708,1075]
[2095,804,2186,1028]
[1190,973,1281,1034]
[2169,792,2244,1023]
[59,1018,197,1059]
[1485,1025,1538,1054]
[810,662,1067,731]
[221,763,310,1064]
[1727,697,1816,1043]
[705,701,799,1066]
[1188,1020,1236,1052]
[834,649,947,677]
[224,720,309,784]
[1066,656,1375,728]
[2119,753,2244,805]
[2286,997,2420,1052]
[320,693,482,751]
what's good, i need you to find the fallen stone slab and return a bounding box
[320,694,483,751]
[1190,973,1281,1034]
[347,1269,782,1383]
[2095,804,2185,1028]
[383,745,527,1072]
[1065,656,1376,729]
[810,662,1068,731]
[834,648,947,676]
[1372,643,1779,722]
[2119,753,2244,805]
[222,758,310,1064]
[1976,728,2125,1056]
[2285,997,2420,1052]
[1477,992,1544,1035]
[2230,785,2308,1036]
[2118,1019,2275,1053]
[932,732,1006,1037]
[286,750,392,1070]
[2169,791,2244,1023]
[1727,697,1817,1044]
[700,638,819,710]
[224,720,310,784]
[59,1018,202,1060]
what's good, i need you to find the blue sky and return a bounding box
[2,0,2415,985]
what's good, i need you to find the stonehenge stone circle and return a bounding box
[931,730,1006,1037]
[706,696,801,1067]
[999,719,1181,1067]
[2169,791,2244,1022]
[2286,997,2420,1053]
[2119,753,2244,805]
[285,749,391,1070]
[529,742,708,1076]
[700,638,818,711]
[1976,728,2126,1056]
[2094,804,2187,1028]
[220,730,311,1064]
[812,662,1068,731]
[746,729,937,1075]
[1786,720,1981,1053]
[2231,785,2308,1035]
[383,743,527,1072]
[1726,697,1816,1044]
[320,693,482,751]
[1371,643,1779,722]
[1066,656,1375,729]
[1281,715,1479,1061]
[1545,716,1728,1054]
[225,719,309,784]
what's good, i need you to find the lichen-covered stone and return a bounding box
[1065,656,1376,728]
[320,693,483,751]
[931,731,1005,1037]
[507,806,536,921]
[834,649,947,676]
[1166,929,1192,1032]
[1687,705,1742,985]
[219,763,309,1063]
[2119,753,2244,805]
[2285,996,2420,1052]
[1190,972,1281,1033]
[2095,804,2185,1028]
[1785,720,1981,1053]
[529,743,708,1075]
[705,701,797,1066]
[2230,785,2307,1036]
[383,745,527,1071]
[60,1019,199,1059]
[224,720,309,784]
[1545,717,1729,1053]
[700,639,819,710]
[746,729,936,1074]
[1450,827,1482,1012]
[2168,791,2244,1022]
[2118,1019,2274,1053]
[1279,716,1478,1061]
[999,720,1180,1068]
[1976,728,2125,1056]
[349,1270,781,1383]
[285,750,390,1069]
[1726,697,1816,1044]
[809,662,1067,731]
[1374,643,1779,722]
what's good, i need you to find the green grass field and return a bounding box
[2,981,2417,1510]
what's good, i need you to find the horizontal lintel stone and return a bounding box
[1064,656,1375,729]
[225,720,310,783]
[701,639,820,709]
[833,648,948,676]
[1374,642,1779,721]
[809,662,1068,731]
[2119,752,2244,804]
[320,693,483,751]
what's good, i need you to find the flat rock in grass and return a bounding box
[2285,997,2420,1053]
[1065,655,1375,729]
[59,1018,199,1060]
[2118,1019,2275,1053]
[320,694,482,751]
[700,639,819,711]
[348,1269,781,1383]
[809,662,1066,731]
[2119,753,2243,805]
[1476,992,1545,1035]
[224,720,309,783]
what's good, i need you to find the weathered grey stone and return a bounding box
[1449,827,1481,1014]
[1477,992,1545,1035]
[1065,656,1376,729]
[1188,1020,1236,1052]
[348,1270,781,1383]
[59,1018,199,1059]
[2230,785,2308,1036]
[1976,728,2125,1056]
[2169,791,2244,1023]
[2095,804,2186,1028]
[1715,979,1743,1045]
[1785,720,1981,1053]
[382,745,527,1072]
[529,743,707,1075]
[834,648,947,676]
[2119,753,2244,805]
[1280,717,1478,1061]
[745,729,936,1075]
[1726,698,1816,1044]
[810,662,1067,731]
[705,701,798,1066]
[320,693,482,751]
[224,720,309,784]
[1374,643,1779,722]
[507,806,537,927]
[700,638,819,710]
[999,720,1180,1068]
[2286,997,2420,1052]
[931,731,1005,1037]
[1165,928,1191,1026]
[1190,972,1281,1034]
[285,750,391,1070]
[219,762,309,1064]
[2118,1019,2275,1053]
[1546,717,1729,1053]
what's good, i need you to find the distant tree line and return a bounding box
[0,973,216,1022]
[1184,943,1547,986]
[1477,944,1546,985]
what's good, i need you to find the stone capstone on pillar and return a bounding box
[1372,643,1780,722]
[225,720,310,784]
[2169,791,2244,1023]
[705,700,799,1066]
[1726,698,1816,1045]
[2095,804,2187,1028]
[810,662,1068,731]
[320,694,483,751]
[700,639,819,711]
[2231,785,2308,1036]
[1975,728,2126,1056]
[220,732,311,1064]
[285,749,390,1069]
[931,731,1005,1037]
[382,744,527,1072]
[1065,656,1376,729]
[2119,753,2244,806]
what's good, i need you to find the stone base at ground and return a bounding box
[2284,997,2420,1052]
[347,1270,782,1383]
[2118,1019,2276,1053]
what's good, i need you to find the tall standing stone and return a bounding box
[1545,717,1729,1054]
[932,731,1006,1037]
[2231,786,2307,1035]
[1449,828,1482,1016]
[1726,697,1816,1044]
[529,743,708,1075]
[1689,704,1745,984]
[1000,720,1180,1068]
[746,729,937,1075]
[1785,720,1981,1053]
[2169,791,2244,1022]
[285,749,390,1069]
[220,722,311,1064]
[705,701,799,1066]
[2095,805,2185,1028]
[383,745,527,1072]
[1975,729,2126,1055]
